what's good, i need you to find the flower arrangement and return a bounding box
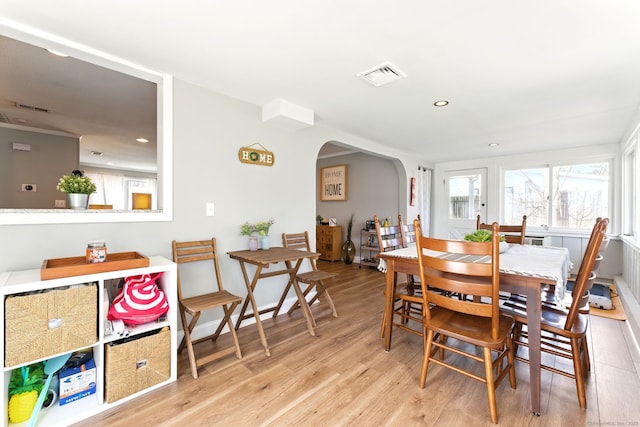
[56,170,96,194]
[240,220,275,236]
[255,220,275,236]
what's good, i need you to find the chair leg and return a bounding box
[506,335,517,389]
[316,281,338,318]
[179,307,200,379]
[483,347,499,424]
[222,302,243,359]
[420,329,434,388]
[571,337,587,409]
[286,283,314,315]
[582,335,591,373]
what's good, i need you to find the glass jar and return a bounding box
[86,241,107,263]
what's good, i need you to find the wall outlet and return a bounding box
[55,199,66,208]
[206,202,215,216]
[21,183,37,192]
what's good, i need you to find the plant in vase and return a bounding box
[240,222,259,251]
[463,229,509,253]
[254,219,275,250]
[56,169,96,210]
[342,213,356,264]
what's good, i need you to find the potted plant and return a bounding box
[464,229,509,253]
[342,214,356,264]
[240,220,275,251]
[240,222,259,251]
[254,220,275,250]
[56,170,96,210]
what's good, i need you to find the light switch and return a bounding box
[206,202,215,216]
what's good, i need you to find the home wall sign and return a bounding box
[238,143,275,166]
[320,164,347,201]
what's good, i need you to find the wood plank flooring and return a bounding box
[73,260,640,426]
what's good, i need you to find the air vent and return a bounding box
[15,102,50,113]
[357,62,406,87]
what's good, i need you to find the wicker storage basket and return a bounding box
[4,284,98,366]
[104,327,170,403]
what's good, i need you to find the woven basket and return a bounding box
[4,284,97,366]
[104,327,170,403]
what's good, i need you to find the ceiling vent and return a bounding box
[15,102,50,113]
[357,62,406,87]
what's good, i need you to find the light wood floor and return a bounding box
[74,261,640,426]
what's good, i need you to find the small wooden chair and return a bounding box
[273,231,338,325]
[501,218,608,409]
[415,220,516,424]
[477,214,527,244]
[172,238,243,379]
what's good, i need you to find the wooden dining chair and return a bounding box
[172,238,243,379]
[500,218,608,409]
[398,213,422,322]
[477,214,527,244]
[414,220,516,424]
[375,214,422,340]
[273,231,338,326]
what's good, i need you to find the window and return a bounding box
[448,172,483,220]
[504,162,610,230]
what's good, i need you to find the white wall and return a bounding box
[317,152,400,243]
[432,143,622,278]
[0,78,428,325]
[0,126,79,208]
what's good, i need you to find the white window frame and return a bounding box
[501,157,614,235]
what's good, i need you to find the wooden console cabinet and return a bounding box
[316,225,343,262]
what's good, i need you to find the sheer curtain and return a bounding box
[418,167,432,236]
[85,172,126,209]
[85,172,156,210]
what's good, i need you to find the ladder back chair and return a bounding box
[375,215,423,341]
[273,231,338,326]
[477,214,527,244]
[414,220,516,424]
[534,217,610,312]
[398,213,423,324]
[172,238,243,379]
[500,218,608,409]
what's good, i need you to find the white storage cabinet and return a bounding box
[0,256,177,427]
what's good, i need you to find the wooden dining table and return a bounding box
[378,244,572,416]
[227,247,320,357]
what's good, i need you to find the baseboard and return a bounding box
[614,275,640,351]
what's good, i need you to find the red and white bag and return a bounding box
[107,272,169,325]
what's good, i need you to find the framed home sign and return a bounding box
[320,164,347,201]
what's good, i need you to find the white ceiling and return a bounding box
[2,1,640,166]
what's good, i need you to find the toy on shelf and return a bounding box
[8,362,44,423]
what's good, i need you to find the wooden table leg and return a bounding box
[383,259,395,351]
[237,261,271,357]
[526,279,542,415]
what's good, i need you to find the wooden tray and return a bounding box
[41,251,149,280]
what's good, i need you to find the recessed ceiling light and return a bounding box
[46,49,68,57]
[434,100,449,107]
[488,143,499,147]
[136,138,148,143]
